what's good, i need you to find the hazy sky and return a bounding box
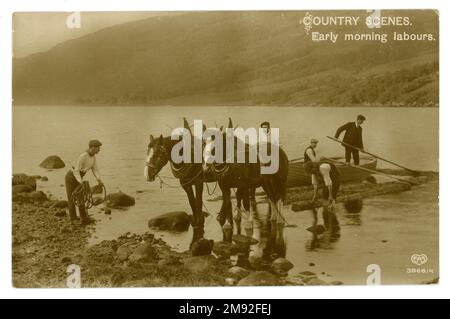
[13,12,175,58]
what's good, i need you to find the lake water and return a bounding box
[13,106,439,284]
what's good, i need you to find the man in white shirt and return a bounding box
[65,139,103,224]
[304,160,341,236]
[306,162,337,207]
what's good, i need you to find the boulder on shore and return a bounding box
[228,266,251,279]
[39,155,65,169]
[191,239,214,256]
[237,271,281,286]
[148,211,191,232]
[271,258,294,275]
[183,255,217,273]
[303,277,329,286]
[232,234,259,245]
[54,210,67,217]
[116,243,136,261]
[344,198,363,214]
[12,184,33,194]
[128,243,157,263]
[12,190,48,203]
[105,191,135,208]
[12,174,37,191]
[212,241,248,259]
[51,200,68,208]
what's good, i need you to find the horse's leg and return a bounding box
[262,179,275,253]
[217,197,226,227]
[234,188,243,235]
[219,182,233,243]
[236,187,251,236]
[274,198,286,257]
[194,181,205,241]
[244,188,263,258]
[268,199,277,223]
[182,184,199,246]
[249,187,258,224]
[264,179,286,258]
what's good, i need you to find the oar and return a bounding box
[322,156,418,185]
[326,136,419,175]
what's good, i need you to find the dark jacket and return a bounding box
[334,122,363,149]
[304,146,316,163]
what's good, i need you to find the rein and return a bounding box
[71,181,107,210]
[156,167,204,189]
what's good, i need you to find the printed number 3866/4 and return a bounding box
[406,268,434,274]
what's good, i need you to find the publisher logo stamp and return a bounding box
[406,254,433,275]
[411,253,428,266]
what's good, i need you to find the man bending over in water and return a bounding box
[304,160,341,243]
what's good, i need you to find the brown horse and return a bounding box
[145,118,289,252]
[203,118,289,244]
[144,119,206,246]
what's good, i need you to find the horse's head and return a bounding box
[203,120,236,174]
[145,134,170,182]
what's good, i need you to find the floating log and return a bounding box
[290,179,421,212]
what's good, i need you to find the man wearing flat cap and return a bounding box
[304,138,320,163]
[65,139,103,224]
[334,115,366,165]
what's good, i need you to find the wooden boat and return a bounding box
[287,156,377,188]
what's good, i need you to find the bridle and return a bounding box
[145,145,167,170]
[145,142,203,185]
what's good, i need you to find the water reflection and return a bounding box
[245,203,287,261]
[307,206,341,251]
[343,211,362,226]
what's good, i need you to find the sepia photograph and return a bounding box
[11,9,439,288]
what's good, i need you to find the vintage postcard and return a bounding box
[12,10,439,288]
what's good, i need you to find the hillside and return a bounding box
[13,10,439,106]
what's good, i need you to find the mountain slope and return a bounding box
[13,10,439,106]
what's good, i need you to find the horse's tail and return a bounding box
[277,147,289,202]
[260,146,289,203]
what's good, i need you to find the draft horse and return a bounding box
[144,118,206,246]
[203,118,289,245]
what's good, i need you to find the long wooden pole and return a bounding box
[322,156,417,185]
[326,136,419,175]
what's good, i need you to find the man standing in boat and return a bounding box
[304,138,320,163]
[334,114,366,165]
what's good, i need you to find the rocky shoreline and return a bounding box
[12,194,321,288]
[12,170,439,288]
[12,173,342,288]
